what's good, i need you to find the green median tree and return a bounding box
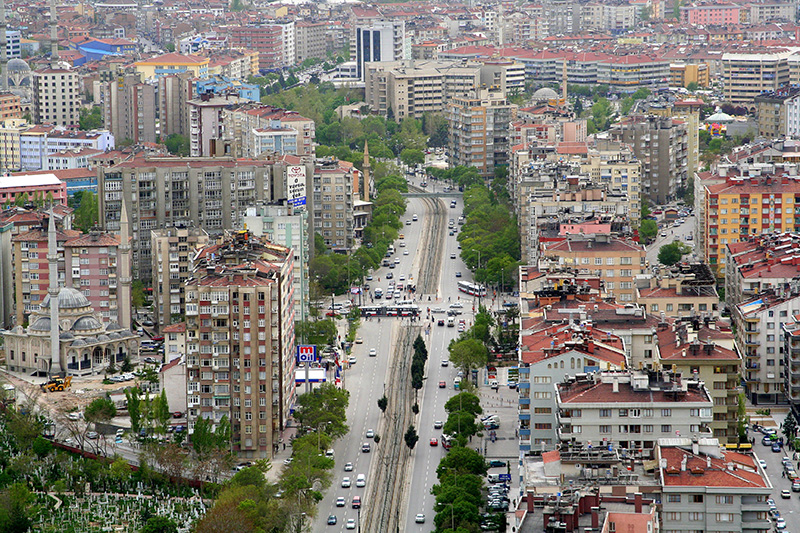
[658,241,692,266]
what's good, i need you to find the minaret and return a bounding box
[47,212,63,375]
[0,0,7,92]
[50,0,58,61]
[362,140,370,202]
[562,60,568,105]
[118,200,132,331]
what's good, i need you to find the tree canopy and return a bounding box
[293,383,350,439]
[658,241,692,266]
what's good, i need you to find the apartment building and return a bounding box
[596,56,670,90]
[658,439,772,533]
[540,235,646,302]
[150,226,210,329]
[734,292,799,404]
[313,158,356,252]
[0,118,31,172]
[243,204,310,323]
[0,92,21,121]
[702,165,800,273]
[12,223,128,325]
[680,3,740,24]
[555,371,714,456]
[222,103,315,159]
[669,62,710,88]
[725,232,800,308]
[32,67,81,127]
[518,323,626,452]
[656,321,740,441]
[637,263,719,318]
[610,116,688,205]
[447,88,517,177]
[97,156,302,281]
[158,72,195,138]
[188,94,247,157]
[755,87,800,138]
[748,1,794,23]
[295,21,327,64]
[782,313,800,409]
[353,20,408,80]
[184,254,295,460]
[646,99,702,180]
[229,24,295,69]
[100,74,157,145]
[15,127,115,172]
[133,52,210,79]
[722,51,791,107]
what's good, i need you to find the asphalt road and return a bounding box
[752,426,800,531]
[311,196,431,532]
[645,214,698,266]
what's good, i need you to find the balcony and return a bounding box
[745,338,761,347]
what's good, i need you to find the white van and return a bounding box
[374,288,383,299]
[447,317,455,327]
[356,474,366,487]
[488,473,502,483]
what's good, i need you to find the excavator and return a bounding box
[40,375,72,393]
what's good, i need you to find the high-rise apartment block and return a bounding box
[610,115,688,205]
[353,20,408,80]
[33,67,81,127]
[222,103,315,160]
[185,233,295,459]
[229,24,295,69]
[100,73,157,145]
[150,226,210,329]
[722,51,791,106]
[98,156,303,282]
[313,158,356,252]
[447,88,517,177]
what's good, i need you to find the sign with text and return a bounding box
[498,474,511,481]
[287,165,307,207]
[296,344,317,363]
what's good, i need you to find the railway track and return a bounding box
[364,188,446,532]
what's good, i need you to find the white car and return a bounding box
[356,474,366,487]
[441,359,449,366]
[758,459,767,470]
[369,348,377,357]
[403,250,409,255]
[776,517,787,530]
[415,514,425,523]
[449,302,463,309]
[341,477,351,488]
[344,462,353,472]
[348,355,356,364]
[346,519,356,530]
[366,429,375,438]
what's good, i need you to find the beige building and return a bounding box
[313,158,356,252]
[755,87,800,139]
[295,21,327,64]
[637,263,719,318]
[150,226,210,329]
[0,118,31,172]
[100,74,157,145]
[540,235,646,302]
[447,88,517,177]
[185,237,295,459]
[722,51,792,107]
[33,67,81,127]
[222,103,315,159]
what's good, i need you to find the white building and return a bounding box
[353,20,408,81]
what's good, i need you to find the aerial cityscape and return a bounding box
[2,0,800,532]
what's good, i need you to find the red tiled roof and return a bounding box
[660,447,767,488]
[558,379,710,404]
[162,322,187,333]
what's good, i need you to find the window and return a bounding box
[534,423,552,430]
[619,409,629,417]
[534,407,552,414]
[667,494,681,503]
[599,425,611,434]
[692,495,704,503]
[662,409,672,417]
[661,425,672,433]
[688,512,703,521]
[716,513,734,522]
[716,495,733,504]
[599,409,612,417]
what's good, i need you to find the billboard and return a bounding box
[296,344,317,363]
[287,165,307,207]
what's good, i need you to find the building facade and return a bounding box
[33,67,81,127]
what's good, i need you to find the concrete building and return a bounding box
[669,62,710,88]
[353,20,408,81]
[133,52,209,79]
[150,226,210,329]
[364,59,524,120]
[0,92,21,121]
[637,263,719,318]
[610,115,689,205]
[782,313,800,409]
[447,88,517,177]
[519,322,626,451]
[97,155,304,282]
[734,292,799,404]
[243,204,310,323]
[724,232,800,308]
[646,99,703,182]
[656,320,741,442]
[295,21,327,64]
[658,438,772,533]
[187,94,246,157]
[158,72,194,138]
[755,87,800,139]
[229,24,295,69]
[17,127,115,172]
[556,370,714,457]
[722,51,792,107]
[0,220,13,329]
[184,236,295,459]
[100,74,157,145]
[313,157,356,252]
[32,67,81,127]
[540,235,646,303]
[0,173,67,206]
[222,103,315,160]
[0,118,31,172]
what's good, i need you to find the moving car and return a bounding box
[450,253,456,259]
[434,420,443,429]
[344,462,353,471]
[346,519,356,529]
[441,359,449,366]
[781,489,791,499]
[336,497,346,507]
[366,429,375,438]
[362,442,371,453]
[327,515,337,525]
[355,337,363,344]
[488,460,507,468]
[356,474,366,487]
[352,496,361,508]
[369,348,377,357]
[430,438,438,446]
[415,514,426,524]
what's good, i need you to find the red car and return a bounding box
[438,380,446,388]
[151,336,164,342]
[430,438,438,447]
[437,319,445,326]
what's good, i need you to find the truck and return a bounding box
[41,375,72,393]
[446,316,455,327]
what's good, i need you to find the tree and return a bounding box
[658,241,691,266]
[444,392,482,418]
[141,516,179,533]
[79,106,103,130]
[443,411,479,439]
[687,81,699,92]
[0,483,33,533]
[400,148,425,167]
[73,191,98,232]
[152,390,171,434]
[639,219,657,241]
[84,396,117,430]
[31,436,53,458]
[436,447,487,477]
[783,412,798,442]
[164,134,189,156]
[377,395,388,413]
[293,383,350,439]
[132,280,147,312]
[404,424,419,450]
[448,338,488,377]
[737,392,748,444]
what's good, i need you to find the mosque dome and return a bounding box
[60,331,75,340]
[41,288,91,311]
[71,339,87,347]
[29,316,52,332]
[533,87,559,101]
[71,316,103,332]
[106,321,123,331]
[108,332,121,340]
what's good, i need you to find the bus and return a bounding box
[458,280,486,297]
[359,304,420,318]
